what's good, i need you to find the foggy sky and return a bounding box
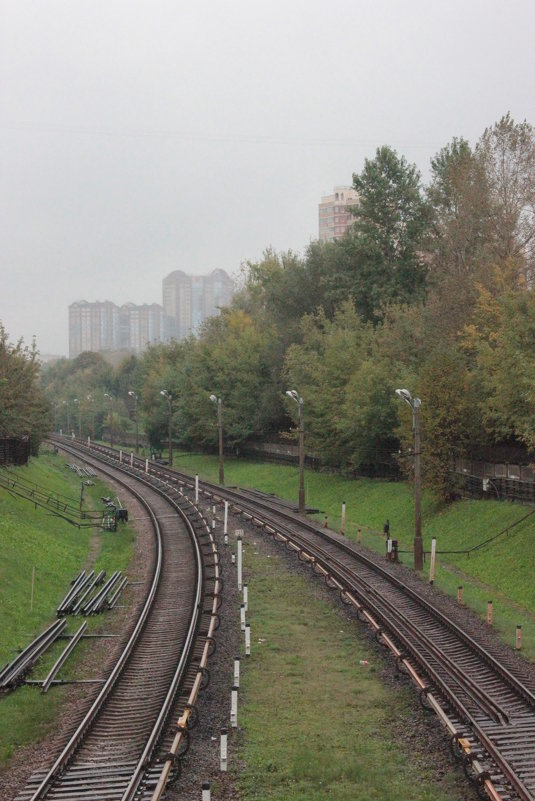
[1,0,534,355]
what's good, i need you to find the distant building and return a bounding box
[120,303,166,354]
[69,300,120,358]
[69,300,166,358]
[318,185,359,242]
[162,268,234,340]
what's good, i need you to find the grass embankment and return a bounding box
[170,451,535,659]
[0,449,135,765]
[226,538,466,800]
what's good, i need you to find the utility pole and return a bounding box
[286,390,305,514]
[210,395,224,485]
[128,391,139,454]
[396,389,423,570]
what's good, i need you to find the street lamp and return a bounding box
[62,400,71,436]
[128,391,139,454]
[286,389,305,514]
[395,388,423,570]
[87,395,95,440]
[104,393,114,449]
[209,394,224,485]
[160,390,173,466]
[73,398,81,439]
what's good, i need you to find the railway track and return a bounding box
[14,442,221,801]
[67,438,535,801]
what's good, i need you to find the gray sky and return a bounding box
[1,0,534,355]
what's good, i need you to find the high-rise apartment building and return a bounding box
[318,185,359,242]
[69,301,121,357]
[69,300,166,358]
[162,268,234,340]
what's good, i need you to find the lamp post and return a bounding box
[209,395,224,485]
[128,391,139,454]
[395,388,423,570]
[87,395,95,440]
[73,398,81,439]
[62,400,71,436]
[160,390,173,466]
[286,390,305,514]
[104,393,114,449]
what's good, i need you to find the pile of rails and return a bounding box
[0,620,66,692]
[57,570,127,616]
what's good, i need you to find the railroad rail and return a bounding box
[14,441,221,801]
[65,438,535,801]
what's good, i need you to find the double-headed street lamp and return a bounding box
[104,393,114,449]
[128,391,139,454]
[209,394,224,485]
[286,389,305,514]
[395,388,423,571]
[160,390,173,466]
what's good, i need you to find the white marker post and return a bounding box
[145,458,149,474]
[231,686,238,727]
[245,623,251,656]
[237,536,243,591]
[234,656,240,687]
[220,728,228,772]
[87,436,91,447]
[195,474,199,504]
[224,501,228,537]
[119,449,122,463]
[429,538,437,584]
[341,501,346,535]
[243,583,248,613]
[240,603,246,631]
[202,783,211,801]
[130,452,134,467]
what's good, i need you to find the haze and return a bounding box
[1,0,534,355]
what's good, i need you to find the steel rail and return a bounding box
[62,438,535,800]
[25,448,165,801]
[27,440,216,801]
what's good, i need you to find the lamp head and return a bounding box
[286,389,298,401]
[209,394,217,403]
[128,391,137,399]
[395,388,421,410]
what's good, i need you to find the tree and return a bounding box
[477,113,535,283]
[332,146,431,322]
[0,324,50,452]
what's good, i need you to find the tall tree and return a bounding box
[330,146,431,322]
[477,113,535,283]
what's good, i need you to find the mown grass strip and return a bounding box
[226,538,466,801]
[171,452,535,659]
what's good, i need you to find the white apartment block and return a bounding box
[318,185,359,242]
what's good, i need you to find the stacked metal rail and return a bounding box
[0,621,66,692]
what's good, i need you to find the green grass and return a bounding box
[225,540,466,800]
[170,451,535,658]
[0,449,135,765]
